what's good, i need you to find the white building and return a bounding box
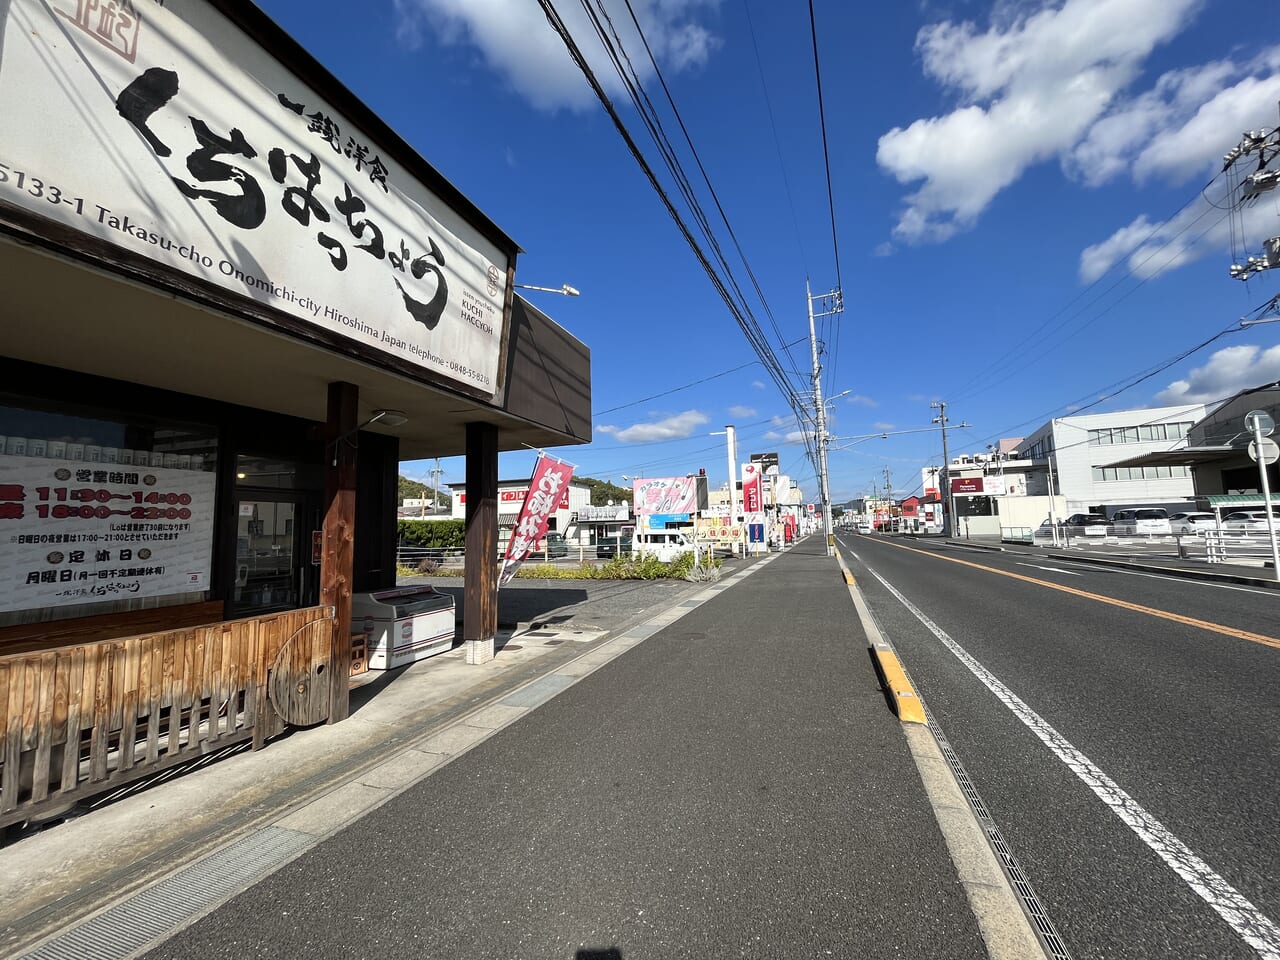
[447,479,593,549]
[1019,404,1207,516]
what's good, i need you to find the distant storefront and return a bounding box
[448,480,592,547]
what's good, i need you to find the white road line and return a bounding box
[1077,565,1280,597]
[1015,563,1081,577]
[857,557,1280,960]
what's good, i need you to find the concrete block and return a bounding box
[465,637,495,664]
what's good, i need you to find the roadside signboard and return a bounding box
[1249,438,1280,465]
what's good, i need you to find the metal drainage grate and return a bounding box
[20,826,314,960]
[924,704,1073,960]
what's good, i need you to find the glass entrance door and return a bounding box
[230,454,322,618]
[232,498,301,615]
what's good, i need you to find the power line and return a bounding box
[741,0,808,275]
[806,0,842,294]
[948,174,1227,403]
[540,0,818,460]
[570,0,806,395]
[612,0,807,383]
[806,0,844,403]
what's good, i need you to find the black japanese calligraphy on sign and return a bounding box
[278,93,389,193]
[111,70,455,338]
[116,68,267,230]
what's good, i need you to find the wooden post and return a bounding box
[323,381,358,722]
[463,421,499,664]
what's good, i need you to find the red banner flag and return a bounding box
[742,462,762,513]
[499,455,574,587]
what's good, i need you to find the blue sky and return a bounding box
[255,0,1280,503]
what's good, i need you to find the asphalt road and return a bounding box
[839,533,1280,960]
[144,540,988,960]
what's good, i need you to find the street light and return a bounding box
[514,282,581,297]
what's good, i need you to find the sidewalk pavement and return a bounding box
[2,538,1033,960]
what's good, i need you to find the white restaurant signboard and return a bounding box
[0,0,510,398]
[0,455,216,612]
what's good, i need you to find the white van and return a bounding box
[1109,508,1172,536]
[634,530,694,561]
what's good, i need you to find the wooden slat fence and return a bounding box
[0,605,334,829]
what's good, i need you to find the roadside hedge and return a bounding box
[420,553,720,582]
[397,518,465,549]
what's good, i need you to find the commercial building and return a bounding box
[447,478,592,550]
[1018,404,1207,516]
[0,0,590,826]
[1101,382,1280,514]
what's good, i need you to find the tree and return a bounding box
[397,475,451,508]
[578,476,632,506]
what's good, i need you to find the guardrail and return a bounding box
[1201,530,1278,564]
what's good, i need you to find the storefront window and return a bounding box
[0,398,217,625]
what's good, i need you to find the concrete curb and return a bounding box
[869,642,926,724]
[832,547,857,585]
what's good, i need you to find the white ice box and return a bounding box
[352,585,455,669]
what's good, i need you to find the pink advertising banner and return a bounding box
[632,477,699,516]
[741,462,763,514]
[499,455,574,587]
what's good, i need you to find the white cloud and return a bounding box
[752,380,767,390]
[1068,48,1280,188]
[846,394,878,407]
[595,409,708,443]
[728,405,757,418]
[393,0,721,112]
[763,427,812,445]
[1078,187,1279,282]
[1155,344,1280,405]
[876,0,1202,243]
[873,422,896,431]
[782,429,813,446]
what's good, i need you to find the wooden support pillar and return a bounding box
[323,381,358,722]
[463,421,499,664]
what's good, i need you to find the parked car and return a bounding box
[542,532,569,558]
[595,536,633,559]
[1110,508,1172,536]
[1221,511,1278,532]
[1059,514,1111,529]
[1168,512,1216,535]
[1062,513,1108,536]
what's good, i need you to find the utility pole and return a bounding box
[720,424,740,556]
[807,279,843,557]
[929,402,972,538]
[931,400,953,538]
[1225,102,1280,281]
[882,466,892,531]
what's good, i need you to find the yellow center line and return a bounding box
[867,538,1280,651]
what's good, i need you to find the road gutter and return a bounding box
[839,548,1053,960]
